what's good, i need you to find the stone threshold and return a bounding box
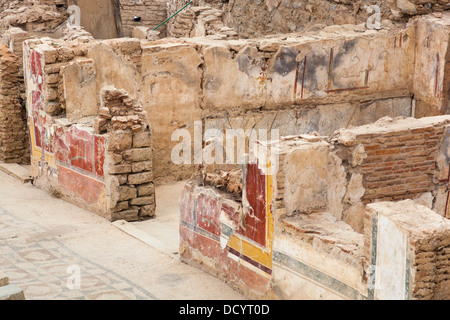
[0,162,32,184]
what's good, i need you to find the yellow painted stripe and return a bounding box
[227,159,276,270]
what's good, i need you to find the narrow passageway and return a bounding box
[0,171,245,300]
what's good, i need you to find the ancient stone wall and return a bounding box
[180,120,450,299]
[168,5,238,39]
[119,0,168,37]
[366,201,450,300]
[142,12,450,182]
[98,87,156,221]
[23,37,155,221]
[334,117,450,216]
[0,0,67,35]
[0,44,29,164]
[199,0,450,39]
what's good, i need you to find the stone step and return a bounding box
[0,285,25,300]
[0,272,9,287]
[0,163,32,183]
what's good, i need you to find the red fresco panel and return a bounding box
[58,165,104,205]
[195,193,221,237]
[65,126,94,174]
[94,135,106,177]
[54,126,70,163]
[193,232,221,260]
[180,184,194,225]
[221,202,240,226]
[237,163,266,247]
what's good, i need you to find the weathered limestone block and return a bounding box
[108,130,133,152]
[137,183,155,197]
[61,58,97,120]
[283,141,330,215]
[123,148,153,162]
[131,161,153,173]
[140,204,155,218]
[112,209,139,222]
[127,172,153,185]
[130,196,155,206]
[109,164,132,175]
[118,185,137,201]
[133,130,152,148]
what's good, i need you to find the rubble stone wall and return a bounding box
[196,0,450,39]
[366,201,450,300]
[0,44,29,164]
[23,37,155,221]
[180,120,450,299]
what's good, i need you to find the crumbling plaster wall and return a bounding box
[180,116,450,299]
[23,37,155,221]
[17,12,450,195]
[142,12,450,182]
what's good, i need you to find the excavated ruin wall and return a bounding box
[0,44,29,164]
[180,122,450,299]
[192,0,450,39]
[23,38,155,221]
[8,12,450,186]
[141,12,449,182]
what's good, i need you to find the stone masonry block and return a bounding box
[118,186,137,201]
[123,148,153,162]
[109,130,133,152]
[127,172,153,185]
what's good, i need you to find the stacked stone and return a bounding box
[195,7,237,39]
[170,7,196,37]
[411,233,450,299]
[97,87,156,222]
[169,6,238,39]
[0,44,29,164]
[366,201,450,300]
[335,118,449,205]
[0,2,66,34]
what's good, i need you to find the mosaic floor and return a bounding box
[0,208,158,300]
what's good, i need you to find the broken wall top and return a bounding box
[334,115,450,146]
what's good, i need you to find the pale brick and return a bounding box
[123,148,152,162]
[131,161,152,173]
[140,204,156,217]
[130,196,155,206]
[137,183,155,197]
[109,164,132,175]
[127,172,153,185]
[108,130,133,152]
[118,186,137,201]
[133,130,152,148]
[112,209,139,222]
